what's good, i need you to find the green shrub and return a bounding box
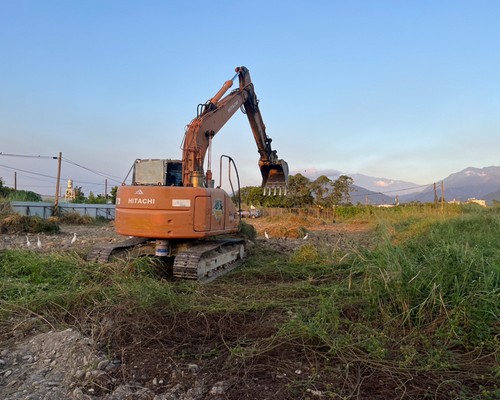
[0,182,42,201]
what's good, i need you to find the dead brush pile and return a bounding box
[0,201,15,218]
[0,213,60,234]
[56,211,94,225]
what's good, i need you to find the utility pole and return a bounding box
[105,178,108,199]
[14,171,17,191]
[441,181,445,211]
[54,152,62,215]
[433,182,438,207]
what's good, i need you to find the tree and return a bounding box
[110,186,118,204]
[262,192,287,208]
[238,186,265,207]
[232,174,353,210]
[86,192,107,204]
[311,175,332,208]
[235,185,289,208]
[72,186,85,203]
[329,175,354,207]
[285,173,313,208]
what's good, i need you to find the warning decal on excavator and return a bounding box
[213,199,223,221]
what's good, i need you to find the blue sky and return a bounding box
[1,0,499,197]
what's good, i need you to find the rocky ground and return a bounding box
[0,220,375,400]
[0,326,245,400]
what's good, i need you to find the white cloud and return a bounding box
[374,180,393,187]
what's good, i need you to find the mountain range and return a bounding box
[399,166,500,205]
[301,166,500,205]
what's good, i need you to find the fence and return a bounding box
[9,203,349,222]
[10,201,115,220]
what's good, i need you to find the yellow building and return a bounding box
[64,180,75,201]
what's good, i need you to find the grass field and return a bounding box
[0,205,498,399]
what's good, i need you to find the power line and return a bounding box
[0,152,124,184]
[371,183,431,195]
[0,163,57,180]
[0,168,56,185]
[0,161,117,187]
[62,157,123,183]
[0,152,57,159]
[0,152,122,185]
[349,183,433,199]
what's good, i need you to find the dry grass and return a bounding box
[0,214,60,234]
[56,211,94,225]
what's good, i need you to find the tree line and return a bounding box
[237,173,354,209]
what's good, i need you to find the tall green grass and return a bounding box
[0,252,189,320]
[359,211,499,348]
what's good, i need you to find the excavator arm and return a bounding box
[182,66,288,194]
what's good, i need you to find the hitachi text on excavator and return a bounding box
[89,66,288,282]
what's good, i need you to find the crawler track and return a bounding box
[87,237,246,282]
[173,239,245,282]
[86,237,148,263]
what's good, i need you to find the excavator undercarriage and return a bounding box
[87,237,245,283]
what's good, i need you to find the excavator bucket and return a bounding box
[261,160,289,196]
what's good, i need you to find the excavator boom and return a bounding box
[182,66,288,193]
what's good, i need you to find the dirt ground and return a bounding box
[0,218,375,254]
[0,223,125,253]
[0,219,380,400]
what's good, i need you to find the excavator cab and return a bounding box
[132,159,183,187]
[261,159,289,195]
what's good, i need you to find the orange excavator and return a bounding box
[93,66,288,281]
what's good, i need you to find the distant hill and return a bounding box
[400,166,500,204]
[298,166,500,205]
[349,184,395,205]
[297,170,422,202]
[484,189,500,205]
[349,173,423,196]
